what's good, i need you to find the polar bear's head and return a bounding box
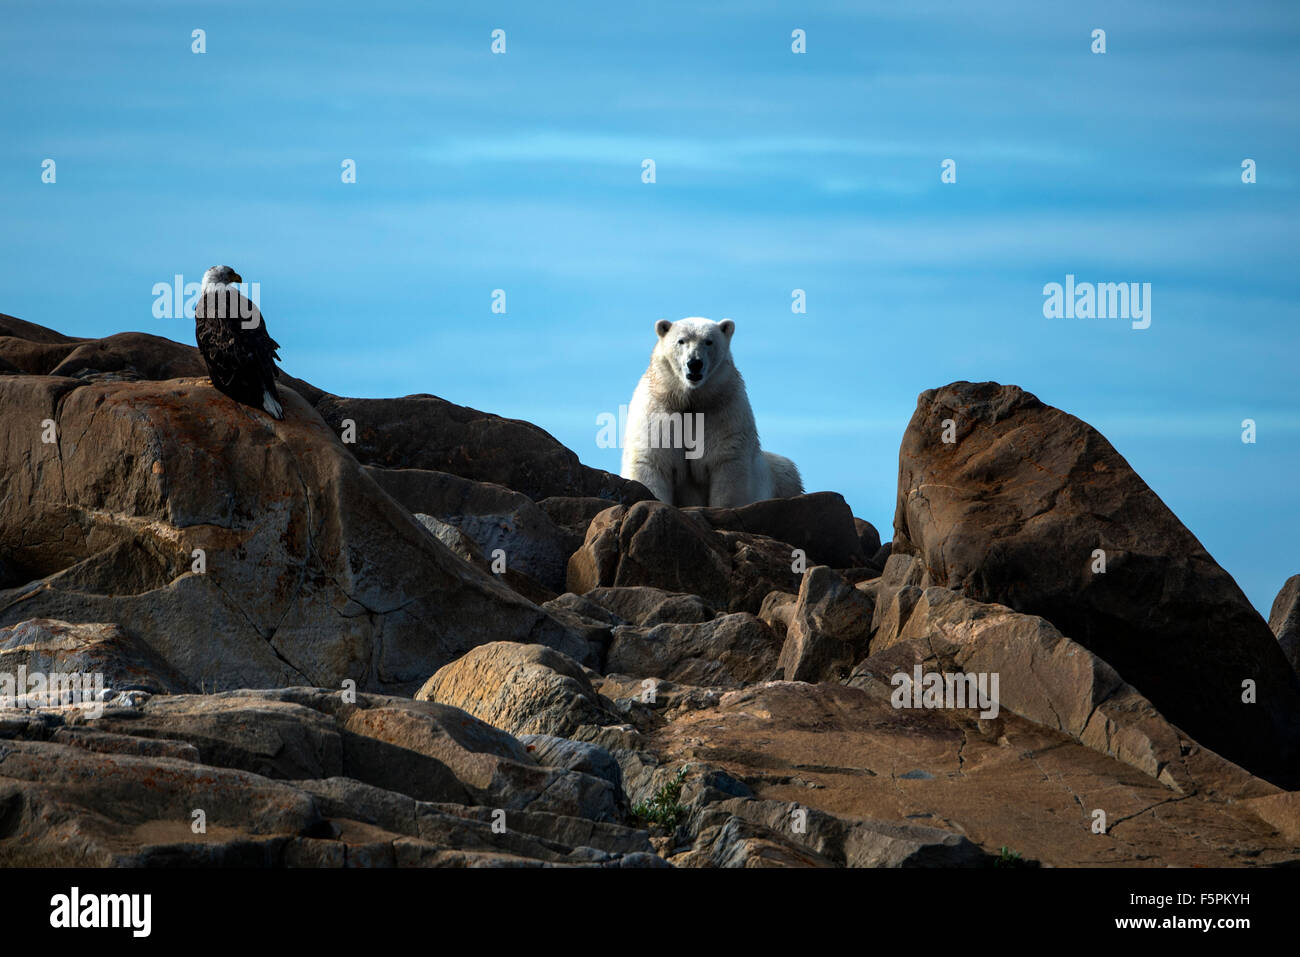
[653,317,736,392]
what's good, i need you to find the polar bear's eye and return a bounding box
[705,339,713,346]
[677,338,685,344]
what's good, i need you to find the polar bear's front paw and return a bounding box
[625,464,673,505]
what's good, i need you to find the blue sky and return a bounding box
[2,0,1297,614]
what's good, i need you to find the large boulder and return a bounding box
[415,642,617,738]
[891,381,1300,785]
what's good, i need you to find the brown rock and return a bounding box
[567,502,730,600]
[777,566,874,683]
[0,687,650,865]
[47,331,208,381]
[892,380,1300,785]
[685,492,867,568]
[647,680,1297,867]
[537,496,622,544]
[757,590,797,638]
[698,797,986,867]
[317,394,653,505]
[566,501,800,615]
[584,586,716,627]
[856,582,1271,799]
[853,518,882,561]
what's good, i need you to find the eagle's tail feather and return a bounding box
[263,390,284,420]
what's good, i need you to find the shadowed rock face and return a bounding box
[892,381,1300,786]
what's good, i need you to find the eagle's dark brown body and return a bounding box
[194,284,283,419]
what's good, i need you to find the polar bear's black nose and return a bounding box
[687,358,703,373]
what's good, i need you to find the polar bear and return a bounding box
[621,317,803,507]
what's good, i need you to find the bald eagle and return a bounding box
[194,265,283,419]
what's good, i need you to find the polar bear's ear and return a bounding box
[719,319,735,338]
[655,319,673,338]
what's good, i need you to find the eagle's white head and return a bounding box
[201,265,243,290]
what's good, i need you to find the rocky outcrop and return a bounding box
[857,564,1272,799]
[645,681,1295,867]
[892,380,1300,785]
[0,688,654,866]
[3,317,1297,869]
[0,333,587,695]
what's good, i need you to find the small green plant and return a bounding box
[632,767,689,830]
[994,845,1025,868]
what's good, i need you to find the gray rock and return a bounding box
[518,734,624,792]
[370,467,575,592]
[606,613,783,689]
[584,586,716,627]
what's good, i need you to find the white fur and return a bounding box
[621,317,803,507]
